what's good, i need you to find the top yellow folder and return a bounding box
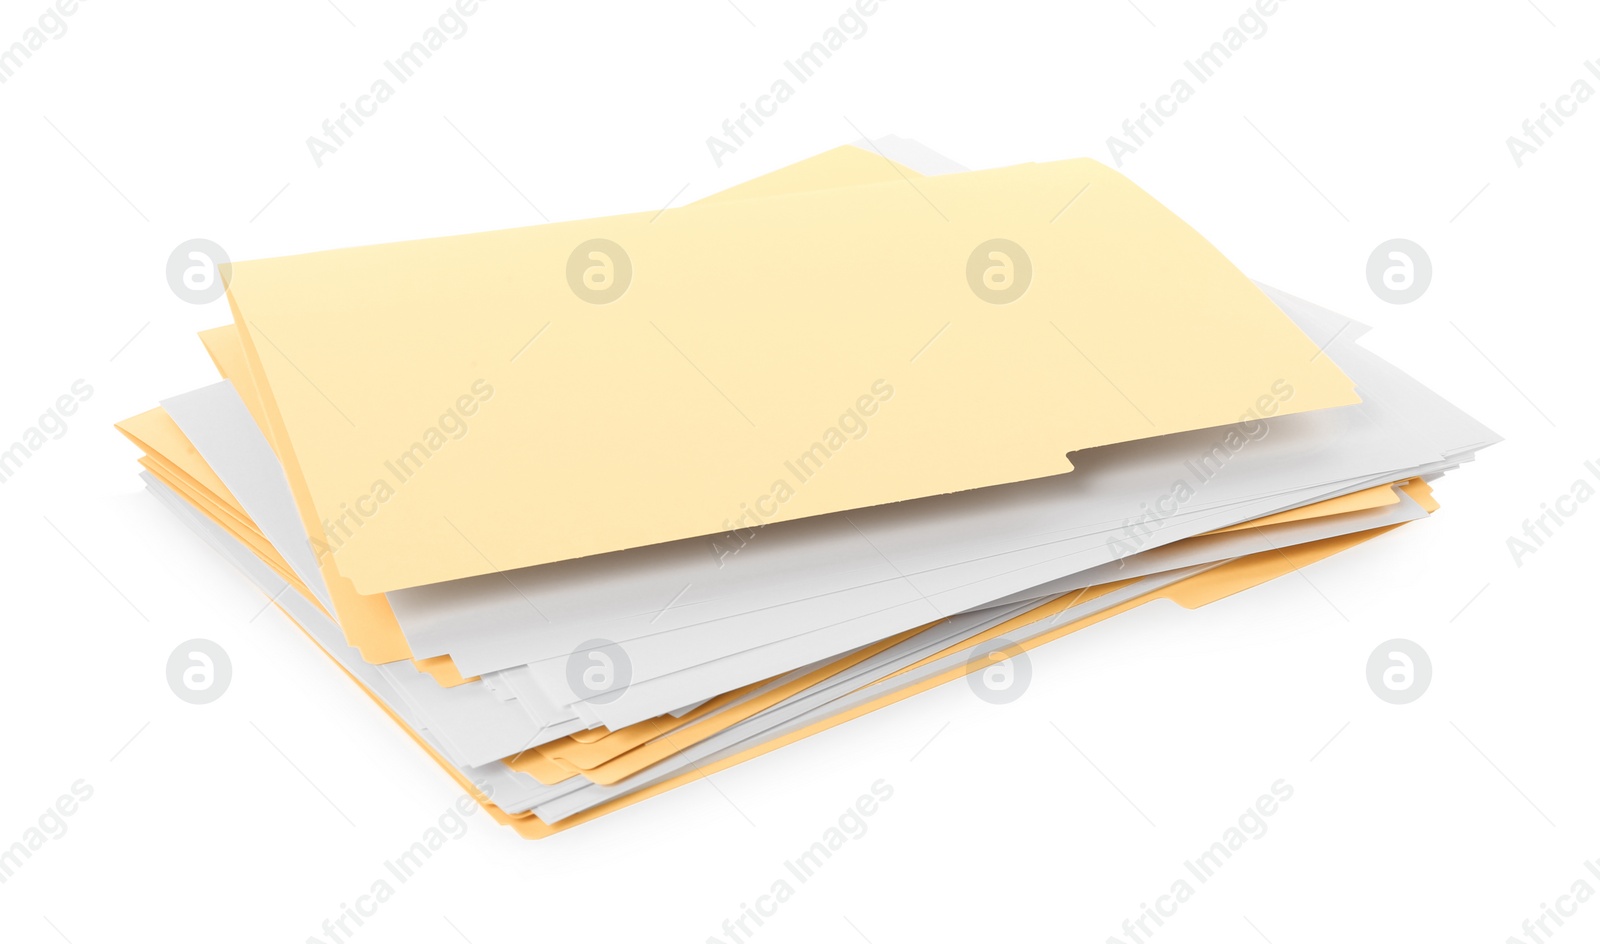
[223,151,1359,594]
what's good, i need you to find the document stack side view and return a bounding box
[117,140,1498,837]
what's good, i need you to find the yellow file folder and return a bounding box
[222,153,1358,595]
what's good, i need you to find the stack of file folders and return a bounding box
[118,141,1498,837]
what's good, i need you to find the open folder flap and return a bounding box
[222,154,1360,594]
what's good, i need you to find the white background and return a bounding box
[1,1,1596,941]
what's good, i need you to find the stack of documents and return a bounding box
[118,141,1498,837]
